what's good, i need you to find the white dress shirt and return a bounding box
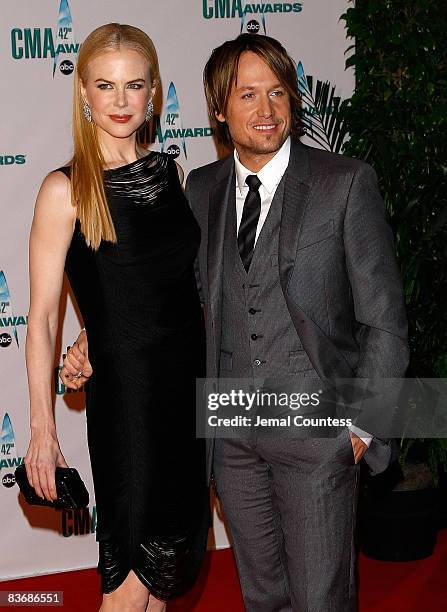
[234,137,291,243]
[233,137,372,450]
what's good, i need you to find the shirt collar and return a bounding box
[234,136,291,196]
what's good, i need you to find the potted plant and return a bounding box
[335,0,447,561]
[358,436,447,561]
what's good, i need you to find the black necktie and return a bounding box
[238,174,262,271]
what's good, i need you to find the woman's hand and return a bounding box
[24,431,68,502]
[60,329,93,390]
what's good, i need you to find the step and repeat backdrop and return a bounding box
[1,0,352,580]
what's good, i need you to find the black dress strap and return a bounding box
[55,165,71,179]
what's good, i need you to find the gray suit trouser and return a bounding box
[213,430,360,612]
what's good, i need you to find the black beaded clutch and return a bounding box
[15,464,89,509]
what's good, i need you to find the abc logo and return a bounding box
[2,473,16,488]
[0,333,12,348]
[60,60,74,75]
[167,144,181,159]
[246,20,260,34]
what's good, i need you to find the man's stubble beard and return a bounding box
[239,130,288,157]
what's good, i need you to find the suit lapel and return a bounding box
[278,140,355,377]
[207,156,235,361]
[278,140,312,292]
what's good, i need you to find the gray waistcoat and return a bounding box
[220,178,312,381]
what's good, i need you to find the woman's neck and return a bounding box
[98,130,142,169]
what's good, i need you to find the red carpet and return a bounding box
[2,530,447,611]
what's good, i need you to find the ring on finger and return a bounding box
[74,371,83,379]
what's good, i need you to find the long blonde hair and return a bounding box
[71,23,159,249]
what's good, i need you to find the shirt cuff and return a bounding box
[348,424,373,447]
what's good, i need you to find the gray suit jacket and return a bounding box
[185,139,409,477]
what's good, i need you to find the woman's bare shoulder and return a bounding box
[33,169,74,224]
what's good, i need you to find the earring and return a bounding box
[145,100,154,122]
[83,102,92,123]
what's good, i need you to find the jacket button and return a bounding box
[249,308,257,315]
[253,359,261,366]
[251,334,258,341]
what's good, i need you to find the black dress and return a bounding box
[59,152,209,599]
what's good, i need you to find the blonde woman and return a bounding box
[24,23,209,612]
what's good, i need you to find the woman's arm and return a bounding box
[25,170,76,502]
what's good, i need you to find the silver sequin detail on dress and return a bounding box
[104,152,170,206]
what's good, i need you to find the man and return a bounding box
[62,34,409,611]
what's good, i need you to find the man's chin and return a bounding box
[250,137,285,156]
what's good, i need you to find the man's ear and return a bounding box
[215,111,226,123]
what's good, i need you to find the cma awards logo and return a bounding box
[1,413,24,488]
[202,1,303,33]
[61,505,97,537]
[0,155,26,167]
[153,82,213,159]
[0,271,28,348]
[10,0,79,77]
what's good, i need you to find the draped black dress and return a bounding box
[59,152,209,599]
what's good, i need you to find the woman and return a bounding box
[24,23,209,612]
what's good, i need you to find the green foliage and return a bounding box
[399,438,447,486]
[340,0,447,480]
[341,0,447,377]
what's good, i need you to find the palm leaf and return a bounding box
[297,61,348,153]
